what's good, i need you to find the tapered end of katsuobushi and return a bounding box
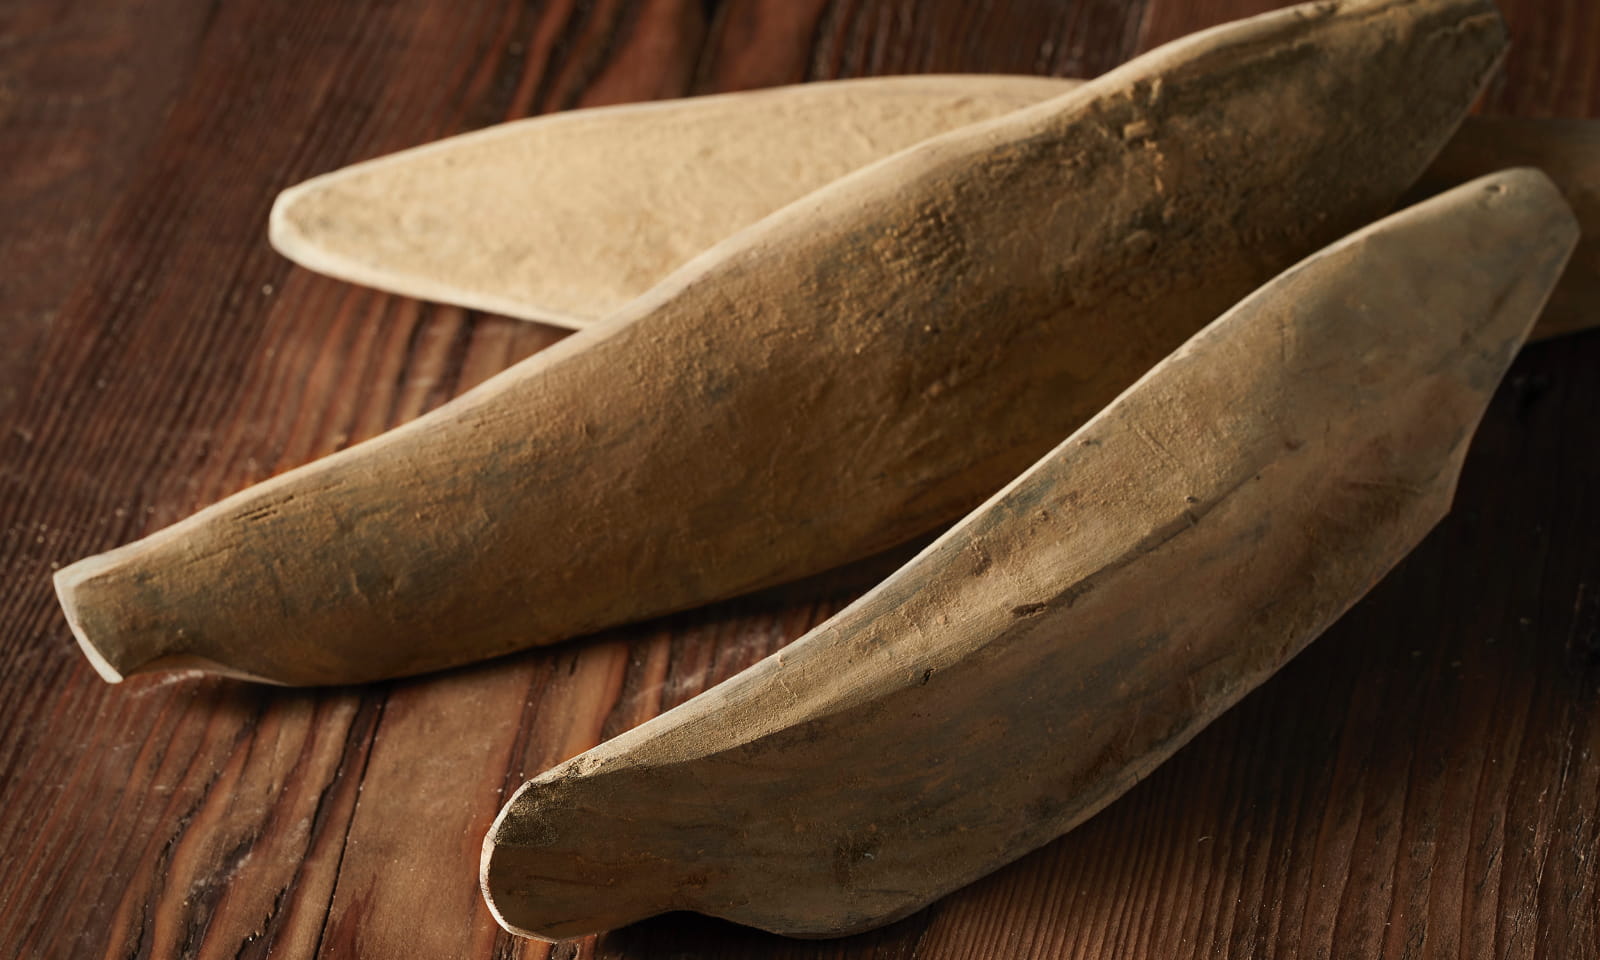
[266,74,1080,329]
[54,554,141,684]
[54,0,1509,687]
[483,168,1576,940]
[52,482,306,686]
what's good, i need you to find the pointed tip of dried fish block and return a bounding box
[479,168,1577,942]
[1104,0,1503,88]
[266,75,1083,329]
[479,788,566,943]
[1412,120,1600,343]
[1333,166,1577,352]
[269,172,590,327]
[54,539,289,686]
[481,769,681,942]
[54,561,125,684]
[1462,165,1577,239]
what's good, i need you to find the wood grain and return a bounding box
[0,1,1594,958]
[0,0,214,428]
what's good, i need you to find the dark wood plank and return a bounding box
[0,0,214,427]
[1,1,1594,959]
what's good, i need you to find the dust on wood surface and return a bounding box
[0,1,1596,959]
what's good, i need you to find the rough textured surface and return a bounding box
[482,170,1578,940]
[273,76,1600,337]
[4,1,1599,958]
[56,0,1510,685]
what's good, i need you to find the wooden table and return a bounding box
[3,1,1596,957]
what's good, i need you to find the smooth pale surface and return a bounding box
[272,76,1599,338]
[482,169,1579,941]
[269,75,1071,327]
